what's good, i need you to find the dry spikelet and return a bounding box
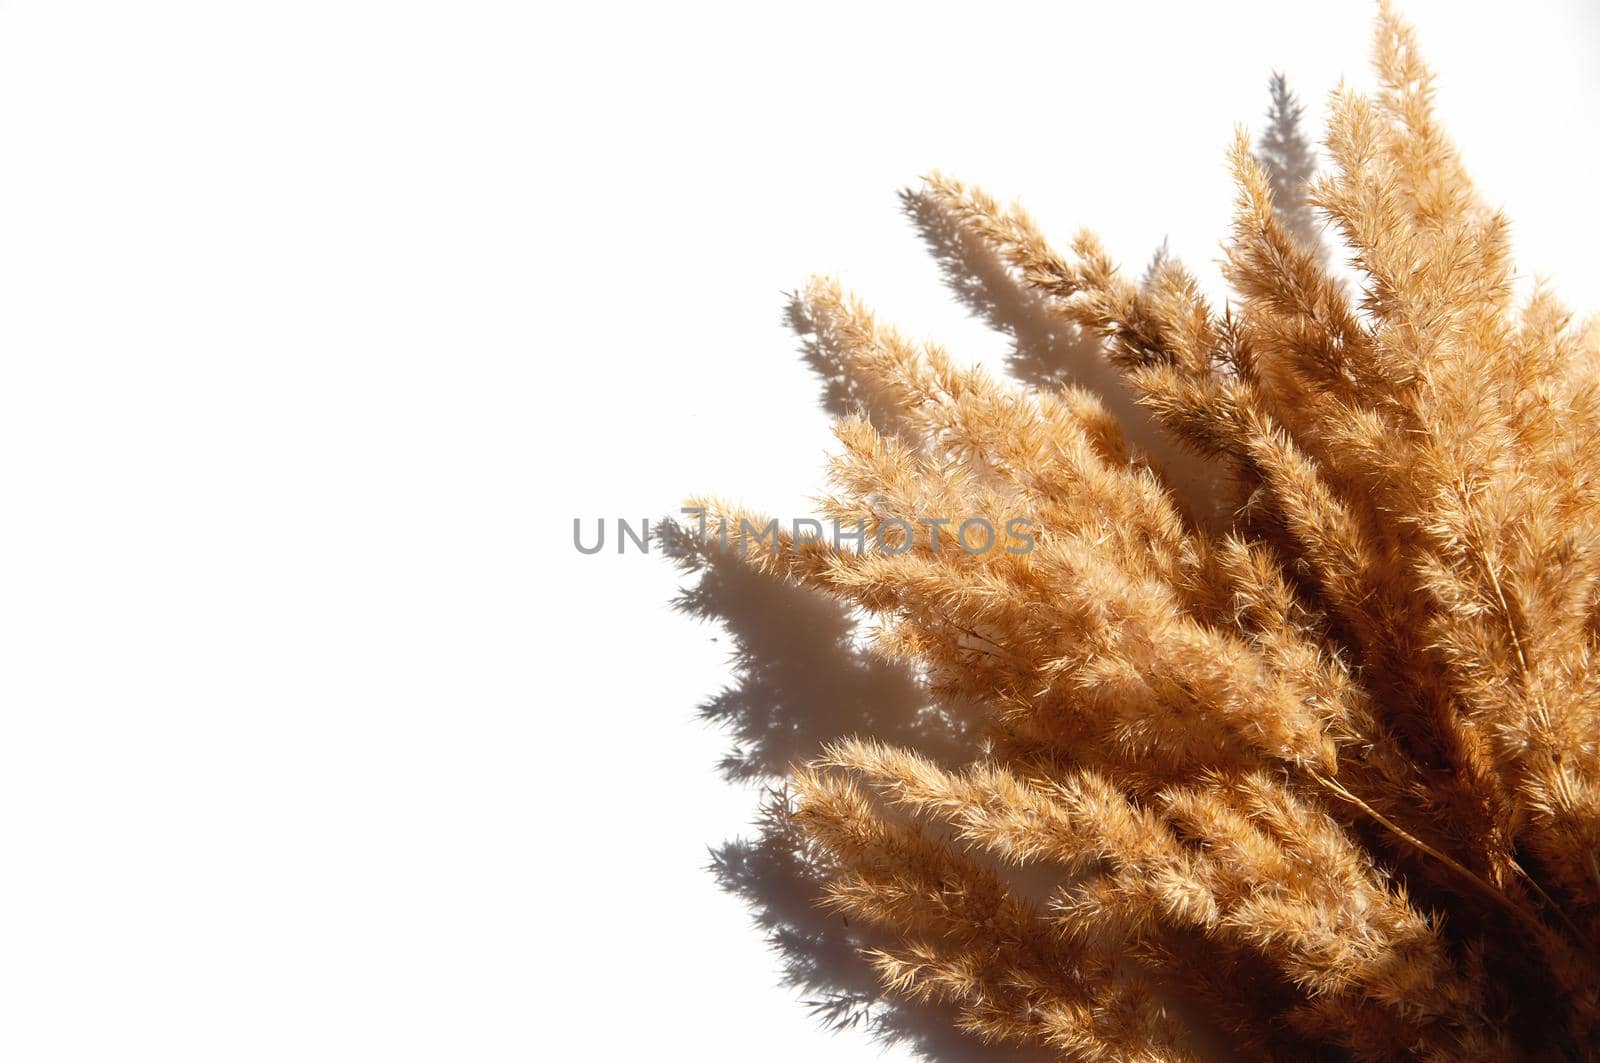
[690,3,1600,1058]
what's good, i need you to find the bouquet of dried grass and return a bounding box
[692,4,1600,1057]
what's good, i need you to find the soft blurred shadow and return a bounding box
[667,525,965,782]
[664,522,1052,1060]
[1253,71,1325,262]
[900,187,1104,392]
[707,795,1054,1061]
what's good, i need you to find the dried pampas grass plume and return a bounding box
[691,3,1600,1058]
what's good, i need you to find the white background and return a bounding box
[1,1,1596,1059]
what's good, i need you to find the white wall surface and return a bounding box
[1,1,1596,1059]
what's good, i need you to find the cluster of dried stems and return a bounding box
[693,4,1600,1058]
